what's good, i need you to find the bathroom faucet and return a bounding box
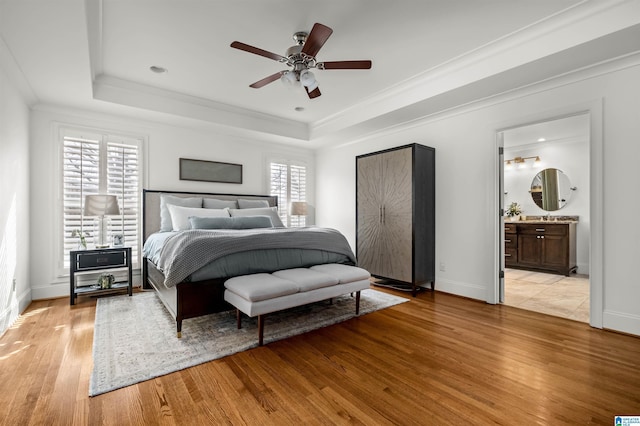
[546,213,551,221]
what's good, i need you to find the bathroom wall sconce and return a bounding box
[504,155,541,170]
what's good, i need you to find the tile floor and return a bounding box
[504,268,590,323]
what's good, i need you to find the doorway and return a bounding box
[498,113,590,322]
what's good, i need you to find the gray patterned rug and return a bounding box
[89,289,407,396]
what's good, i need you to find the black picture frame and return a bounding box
[179,158,243,184]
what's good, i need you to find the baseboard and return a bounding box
[432,278,487,301]
[603,310,640,337]
[576,262,590,275]
[0,287,32,336]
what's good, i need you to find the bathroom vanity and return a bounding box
[505,220,577,276]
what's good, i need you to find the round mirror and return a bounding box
[530,168,572,211]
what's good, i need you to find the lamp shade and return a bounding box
[84,195,120,216]
[290,201,308,216]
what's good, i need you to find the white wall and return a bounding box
[316,59,640,336]
[29,108,314,299]
[504,135,590,273]
[0,57,31,335]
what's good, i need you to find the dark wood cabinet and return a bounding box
[504,223,518,267]
[504,222,576,276]
[356,143,435,296]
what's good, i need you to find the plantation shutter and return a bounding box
[61,131,141,270]
[107,140,140,264]
[269,161,306,227]
[62,136,101,265]
[289,164,306,227]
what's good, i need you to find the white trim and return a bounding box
[0,287,31,332]
[603,310,640,336]
[317,51,640,152]
[0,34,38,105]
[492,101,603,329]
[434,278,488,302]
[54,123,145,279]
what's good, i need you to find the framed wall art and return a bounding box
[179,158,243,184]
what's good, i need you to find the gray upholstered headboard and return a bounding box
[143,189,278,241]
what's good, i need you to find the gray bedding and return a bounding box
[145,227,356,287]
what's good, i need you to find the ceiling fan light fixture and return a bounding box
[299,70,318,90]
[280,71,298,87]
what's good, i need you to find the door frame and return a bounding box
[492,102,603,329]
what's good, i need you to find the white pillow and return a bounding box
[229,207,285,227]
[168,204,230,231]
[160,194,202,232]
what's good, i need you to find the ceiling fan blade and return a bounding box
[318,60,372,70]
[230,41,287,62]
[301,23,333,58]
[250,71,286,88]
[305,86,321,99]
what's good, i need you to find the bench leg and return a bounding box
[177,320,182,338]
[236,309,242,329]
[258,315,265,346]
[355,290,361,315]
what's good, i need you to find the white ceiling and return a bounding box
[503,113,590,148]
[1,0,640,148]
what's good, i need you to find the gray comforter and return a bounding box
[156,227,356,287]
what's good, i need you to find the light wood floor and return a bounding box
[1,288,639,425]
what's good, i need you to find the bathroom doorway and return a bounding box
[499,113,590,322]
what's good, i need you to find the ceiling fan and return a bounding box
[230,23,372,99]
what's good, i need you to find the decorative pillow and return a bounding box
[167,205,230,231]
[189,215,273,230]
[237,199,270,209]
[203,198,238,209]
[229,207,285,227]
[160,194,202,232]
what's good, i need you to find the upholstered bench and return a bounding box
[224,264,371,346]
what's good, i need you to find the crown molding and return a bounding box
[0,34,38,106]
[310,0,640,140]
[92,75,310,141]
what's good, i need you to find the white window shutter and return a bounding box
[269,161,306,227]
[62,131,142,270]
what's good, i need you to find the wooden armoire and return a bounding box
[356,143,435,296]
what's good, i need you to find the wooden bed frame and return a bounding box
[141,189,278,337]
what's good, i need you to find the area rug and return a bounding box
[89,289,408,396]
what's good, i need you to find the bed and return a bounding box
[141,189,356,336]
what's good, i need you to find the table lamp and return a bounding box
[84,195,120,248]
[290,201,308,216]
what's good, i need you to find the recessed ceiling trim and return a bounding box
[0,35,38,105]
[310,0,640,140]
[93,75,310,141]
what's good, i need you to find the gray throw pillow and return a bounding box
[189,215,273,229]
[203,198,238,209]
[229,207,285,227]
[237,199,270,209]
[160,194,202,232]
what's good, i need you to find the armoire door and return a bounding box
[357,147,413,282]
[379,147,413,282]
[356,153,384,277]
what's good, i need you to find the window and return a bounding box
[269,160,307,227]
[61,128,142,270]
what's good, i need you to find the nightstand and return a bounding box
[70,246,133,305]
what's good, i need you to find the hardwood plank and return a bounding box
[1,290,639,425]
